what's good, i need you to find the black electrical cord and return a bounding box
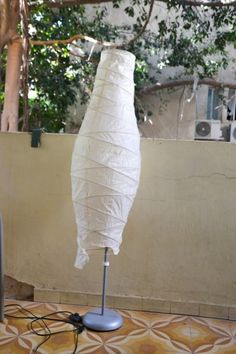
[4,304,85,354]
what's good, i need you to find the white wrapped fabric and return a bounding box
[71,49,141,269]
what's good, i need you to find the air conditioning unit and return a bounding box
[195,120,221,140]
[230,121,236,143]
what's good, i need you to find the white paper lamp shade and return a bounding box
[71,49,141,269]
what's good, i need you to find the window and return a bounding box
[227,88,236,121]
[207,88,221,120]
[206,87,236,122]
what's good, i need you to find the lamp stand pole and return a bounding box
[82,247,123,331]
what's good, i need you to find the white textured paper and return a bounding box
[71,49,141,269]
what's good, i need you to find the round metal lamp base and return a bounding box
[82,308,123,331]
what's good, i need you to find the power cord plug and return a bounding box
[68,313,82,326]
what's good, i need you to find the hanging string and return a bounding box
[87,42,96,62]
[177,85,188,122]
[187,76,199,103]
[176,77,199,139]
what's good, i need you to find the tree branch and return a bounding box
[139,78,236,95]
[176,0,236,7]
[29,0,155,49]
[29,0,236,9]
[29,0,112,9]
[29,33,115,47]
[118,0,155,49]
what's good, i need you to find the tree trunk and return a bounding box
[0,0,10,50]
[0,0,19,50]
[1,40,22,132]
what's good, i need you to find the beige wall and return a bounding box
[1,133,236,309]
[138,88,196,140]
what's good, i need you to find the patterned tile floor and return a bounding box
[1,300,236,353]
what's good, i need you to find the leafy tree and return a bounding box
[1,0,236,132]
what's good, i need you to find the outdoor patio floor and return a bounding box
[1,300,236,353]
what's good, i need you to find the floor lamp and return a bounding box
[82,247,123,331]
[71,49,141,331]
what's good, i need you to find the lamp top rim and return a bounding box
[101,49,135,61]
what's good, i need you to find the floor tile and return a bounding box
[0,300,235,354]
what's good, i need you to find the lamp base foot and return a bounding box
[82,308,123,331]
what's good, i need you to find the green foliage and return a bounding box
[152,4,236,78]
[10,0,236,131]
[27,2,160,131]
[28,5,96,131]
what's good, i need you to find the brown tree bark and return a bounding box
[0,0,19,50]
[29,0,113,9]
[0,0,21,132]
[1,40,22,132]
[0,0,10,49]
